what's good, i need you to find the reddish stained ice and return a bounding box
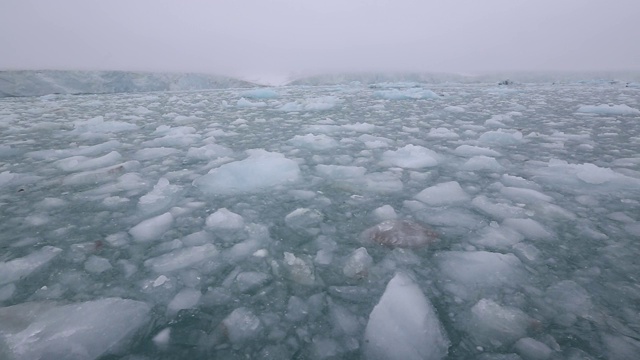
[359,219,439,249]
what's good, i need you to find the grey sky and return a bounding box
[1,0,639,78]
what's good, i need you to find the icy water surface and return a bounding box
[1,83,640,359]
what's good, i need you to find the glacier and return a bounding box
[1,74,640,359]
[0,70,256,98]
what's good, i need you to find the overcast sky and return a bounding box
[1,0,639,78]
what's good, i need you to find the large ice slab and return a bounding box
[381,145,439,168]
[144,243,218,273]
[434,251,526,301]
[415,181,470,206]
[363,272,449,360]
[193,149,300,194]
[576,104,640,115]
[0,297,151,360]
[0,246,62,286]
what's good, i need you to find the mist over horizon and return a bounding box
[2,0,639,80]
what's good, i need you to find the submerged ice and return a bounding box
[1,79,639,359]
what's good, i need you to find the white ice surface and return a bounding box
[363,272,449,360]
[0,298,151,360]
[193,149,300,194]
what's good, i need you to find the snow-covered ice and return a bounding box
[1,78,639,359]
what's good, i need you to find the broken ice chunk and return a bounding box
[461,156,504,172]
[84,255,112,274]
[206,208,244,230]
[464,298,532,350]
[434,251,526,301]
[220,307,263,346]
[0,298,150,360]
[415,181,470,206]
[343,247,373,278]
[373,204,398,221]
[285,296,309,323]
[285,208,324,236]
[129,212,174,242]
[0,246,62,286]
[544,280,593,326]
[234,271,271,293]
[137,178,182,215]
[193,149,300,195]
[144,244,218,273]
[282,252,316,286]
[364,272,449,360]
[167,288,202,315]
[381,144,439,169]
[513,337,554,360]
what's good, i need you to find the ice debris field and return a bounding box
[1,80,640,360]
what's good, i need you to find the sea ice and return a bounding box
[363,272,449,360]
[84,255,112,274]
[236,97,266,108]
[193,149,300,194]
[288,133,338,151]
[372,204,398,221]
[206,208,245,230]
[129,212,174,242]
[428,127,459,139]
[137,178,182,215]
[220,307,263,346]
[478,130,523,145]
[415,181,470,206]
[0,246,62,286]
[434,251,526,301]
[0,298,151,360]
[54,151,122,172]
[464,298,532,350]
[513,337,553,360]
[71,116,138,133]
[503,218,553,241]
[167,288,202,315]
[461,156,504,172]
[343,247,373,278]
[282,252,316,286]
[285,208,324,236]
[144,243,218,273]
[576,104,640,115]
[471,224,524,249]
[373,88,439,100]
[381,145,439,168]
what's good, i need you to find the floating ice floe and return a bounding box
[193,149,300,195]
[71,116,138,134]
[144,243,218,273]
[277,96,341,111]
[434,251,526,301]
[373,88,439,100]
[0,246,62,286]
[236,97,267,108]
[464,298,532,350]
[415,181,470,206]
[363,272,449,360]
[0,298,151,360]
[288,133,339,151]
[381,144,439,168]
[576,104,640,115]
[478,129,523,145]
